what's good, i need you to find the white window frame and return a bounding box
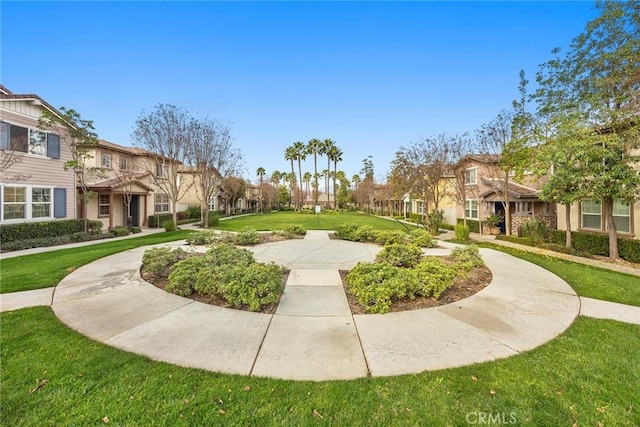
[1,122,54,157]
[156,162,168,178]
[31,187,52,218]
[464,167,477,185]
[1,185,55,222]
[154,193,170,213]
[612,200,631,233]
[119,156,128,171]
[98,194,110,217]
[465,200,478,220]
[581,200,602,230]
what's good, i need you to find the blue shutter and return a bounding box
[0,122,8,150]
[54,188,66,218]
[47,133,60,158]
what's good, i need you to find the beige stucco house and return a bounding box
[0,86,77,224]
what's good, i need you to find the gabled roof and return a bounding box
[86,172,154,192]
[0,85,69,124]
[479,177,540,199]
[454,153,501,169]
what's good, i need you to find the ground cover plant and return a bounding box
[346,245,486,313]
[185,224,306,246]
[335,223,437,247]
[1,308,638,426]
[141,243,285,312]
[0,230,193,294]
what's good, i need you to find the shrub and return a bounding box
[346,263,417,314]
[166,256,209,296]
[414,257,458,298]
[206,243,255,267]
[353,225,378,242]
[520,218,548,245]
[185,205,202,220]
[234,226,262,245]
[0,219,103,243]
[449,245,484,271]
[425,209,445,234]
[375,230,407,246]
[218,262,285,311]
[132,226,142,234]
[457,218,479,233]
[334,223,360,241]
[409,229,437,248]
[186,230,217,245]
[176,211,189,221]
[0,232,112,252]
[142,247,189,277]
[454,223,470,241]
[272,223,306,239]
[111,226,130,237]
[208,211,220,227]
[408,213,423,223]
[148,213,173,228]
[162,220,176,232]
[619,238,640,263]
[375,244,423,268]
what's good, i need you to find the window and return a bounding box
[0,122,58,157]
[119,156,128,171]
[1,186,57,221]
[154,194,169,213]
[3,186,26,220]
[613,200,630,233]
[31,188,51,218]
[581,200,602,230]
[465,168,477,185]
[101,152,111,168]
[465,200,478,219]
[98,194,110,216]
[156,162,168,178]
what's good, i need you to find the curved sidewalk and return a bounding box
[47,231,581,381]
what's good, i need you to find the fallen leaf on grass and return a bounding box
[312,409,324,419]
[219,409,226,415]
[102,417,109,423]
[471,376,478,381]
[29,379,48,394]
[596,407,606,413]
[489,390,496,396]
[243,386,251,392]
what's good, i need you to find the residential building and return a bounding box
[0,86,76,224]
[454,154,555,235]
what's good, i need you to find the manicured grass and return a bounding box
[478,243,640,307]
[0,230,193,294]
[215,211,415,232]
[2,307,638,425]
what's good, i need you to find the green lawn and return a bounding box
[0,230,193,294]
[478,243,640,307]
[215,211,415,232]
[1,307,638,425]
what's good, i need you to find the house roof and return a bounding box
[86,172,154,193]
[454,153,501,169]
[479,177,540,200]
[0,85,71,125]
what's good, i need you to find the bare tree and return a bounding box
[191,119,242,227]
[39,107,105,232]
[221,176,246,214]
[131,104,194,225]
[0,149,29,183]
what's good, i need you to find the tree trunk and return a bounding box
[504,175,511,236]
[564,203,572,248]
[604,198,619,260]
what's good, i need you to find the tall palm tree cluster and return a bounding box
[256,138,344,211]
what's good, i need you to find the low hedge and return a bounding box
[0,219,103,243]
[457,218,479,233]
[148,214,173,228]
[0,232,113,252]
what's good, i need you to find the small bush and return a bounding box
[409,229,437,248]
[457,218,479,233]
[334,223,360,241]
[353,225,378,242]
[206,243,255,267]
[346,263,417,314]
[425,209,444,234]
[111,226,130,237]
[148,213,173,228]
[208,211,220,227]
[176,211,189,221]
[142,247,188,277]
[166,256,209,296]
[234,226,262,245]
[218,262,285,311]
[414,257,459,298]
[619,238,640,263]
[272,224,306,239]
[375,230,407,246]
[454,223,470,241]
[186,205,202,220]
[520,218,548,245]
[162,220,176,232]
[132,226,142,234]
[375,244,424,268]
[186,230,217,245]
[449,245,483,271]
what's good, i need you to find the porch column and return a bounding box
[108,192,114,230]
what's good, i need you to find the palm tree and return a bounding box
[321,139,336,207]
[284,146,297,209]
[329,146,343,209]
[306,138,322,206]
[352,174,361,190]
[322,168,330,206]
[256,166,266,212]
[303,171,312,203]
[292,141,306,210]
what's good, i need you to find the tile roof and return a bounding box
[86,172,154,192]
[479,177,540,199]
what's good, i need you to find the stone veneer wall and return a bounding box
[511,214,557,236]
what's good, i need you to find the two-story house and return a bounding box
[454,154,555,235]
[0,86,76,224]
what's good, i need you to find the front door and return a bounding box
[130,195,140,227]
[495,203,506,234]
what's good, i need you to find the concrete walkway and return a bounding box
[2,230,638,380]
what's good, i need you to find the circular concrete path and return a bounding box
[51,231,580,381]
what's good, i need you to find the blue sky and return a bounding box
[1,1,600,182]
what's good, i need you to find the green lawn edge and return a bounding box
[0,230,193,294]
[1,307,638,425]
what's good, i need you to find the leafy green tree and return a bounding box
[533,1,640,259]
[39,107,106,232]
